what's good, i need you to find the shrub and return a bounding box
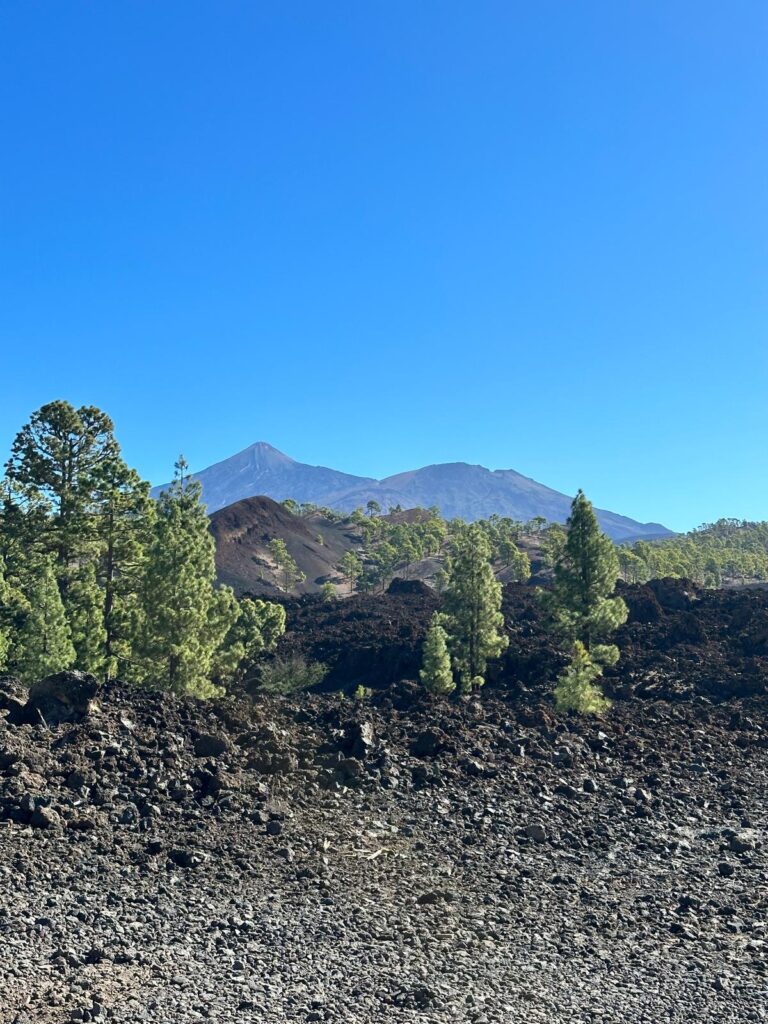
[257,654,327,695]
[554,640,610,715]
[419,615,455,695]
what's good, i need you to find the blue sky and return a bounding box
[1,2,766,532]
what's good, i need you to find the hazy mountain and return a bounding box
[153,442,673,542]
[155,442,375,516]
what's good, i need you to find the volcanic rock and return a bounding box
[24,670,99,725]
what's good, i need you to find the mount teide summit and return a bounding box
[153,442,672,542]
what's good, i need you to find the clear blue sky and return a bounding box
[1,2,766,531]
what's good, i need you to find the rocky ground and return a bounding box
[278,576,768,703]
[0,667,766,1024]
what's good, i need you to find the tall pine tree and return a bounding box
[547,490,628,667]
[92,459,153,679]
[4,402,119,595]
[133,458,238,697]
[3,401,153,679]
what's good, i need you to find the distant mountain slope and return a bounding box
[375,463,670,543]
[154,442,673,542]
[165,442,373,516]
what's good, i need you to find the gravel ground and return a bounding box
[0,676,766,1023]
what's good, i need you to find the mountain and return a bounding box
[162,442,373,516]
[153,442,673,542]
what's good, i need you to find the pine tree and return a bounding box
[4,401,120,598]
[547,491,628,667]
[554,640,610,715]
[3,401,153,679]
[0,554,15,671]
[216,597,286,686]
[441,524,508,693]
[339,550,363,591]
[10,557,76,683]
[92,460,153,679]
[66,562,107,675]
[541,523,567,570]
[133,458,238,697]
[267,538,305,591]
[419,614,455,695]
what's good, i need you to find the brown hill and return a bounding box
[209,495,363,597]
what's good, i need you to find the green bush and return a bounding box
[554,641,610,716]
[257,654,327,695]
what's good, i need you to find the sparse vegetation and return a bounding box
[257,654,327,695]
[267,538,306,591]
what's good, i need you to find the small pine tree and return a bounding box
[321,581,337,602]
[216,597,286,686]
[541,523,567,571]
[420,614,455,695]
[339,550,363,591]
[267,538,305,591]
[554,640,610,715]
[442,524,508,693]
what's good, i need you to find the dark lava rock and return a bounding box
[24,670,99,725]
[386,578,433,597]
[341,720,376,759]
[30,805,61,829]
[0,665,767,1023]
[728,832,755,854]
[647,577,698,612]
[194,733,232,758]
[169,848,200,868]
[411,728,449,758]
[0,675,28,716]
[523,822,548,844]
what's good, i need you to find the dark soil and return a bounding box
[2,579,768,1022]
[1,675,766,1023]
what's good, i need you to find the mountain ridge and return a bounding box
[152,442,673,542]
